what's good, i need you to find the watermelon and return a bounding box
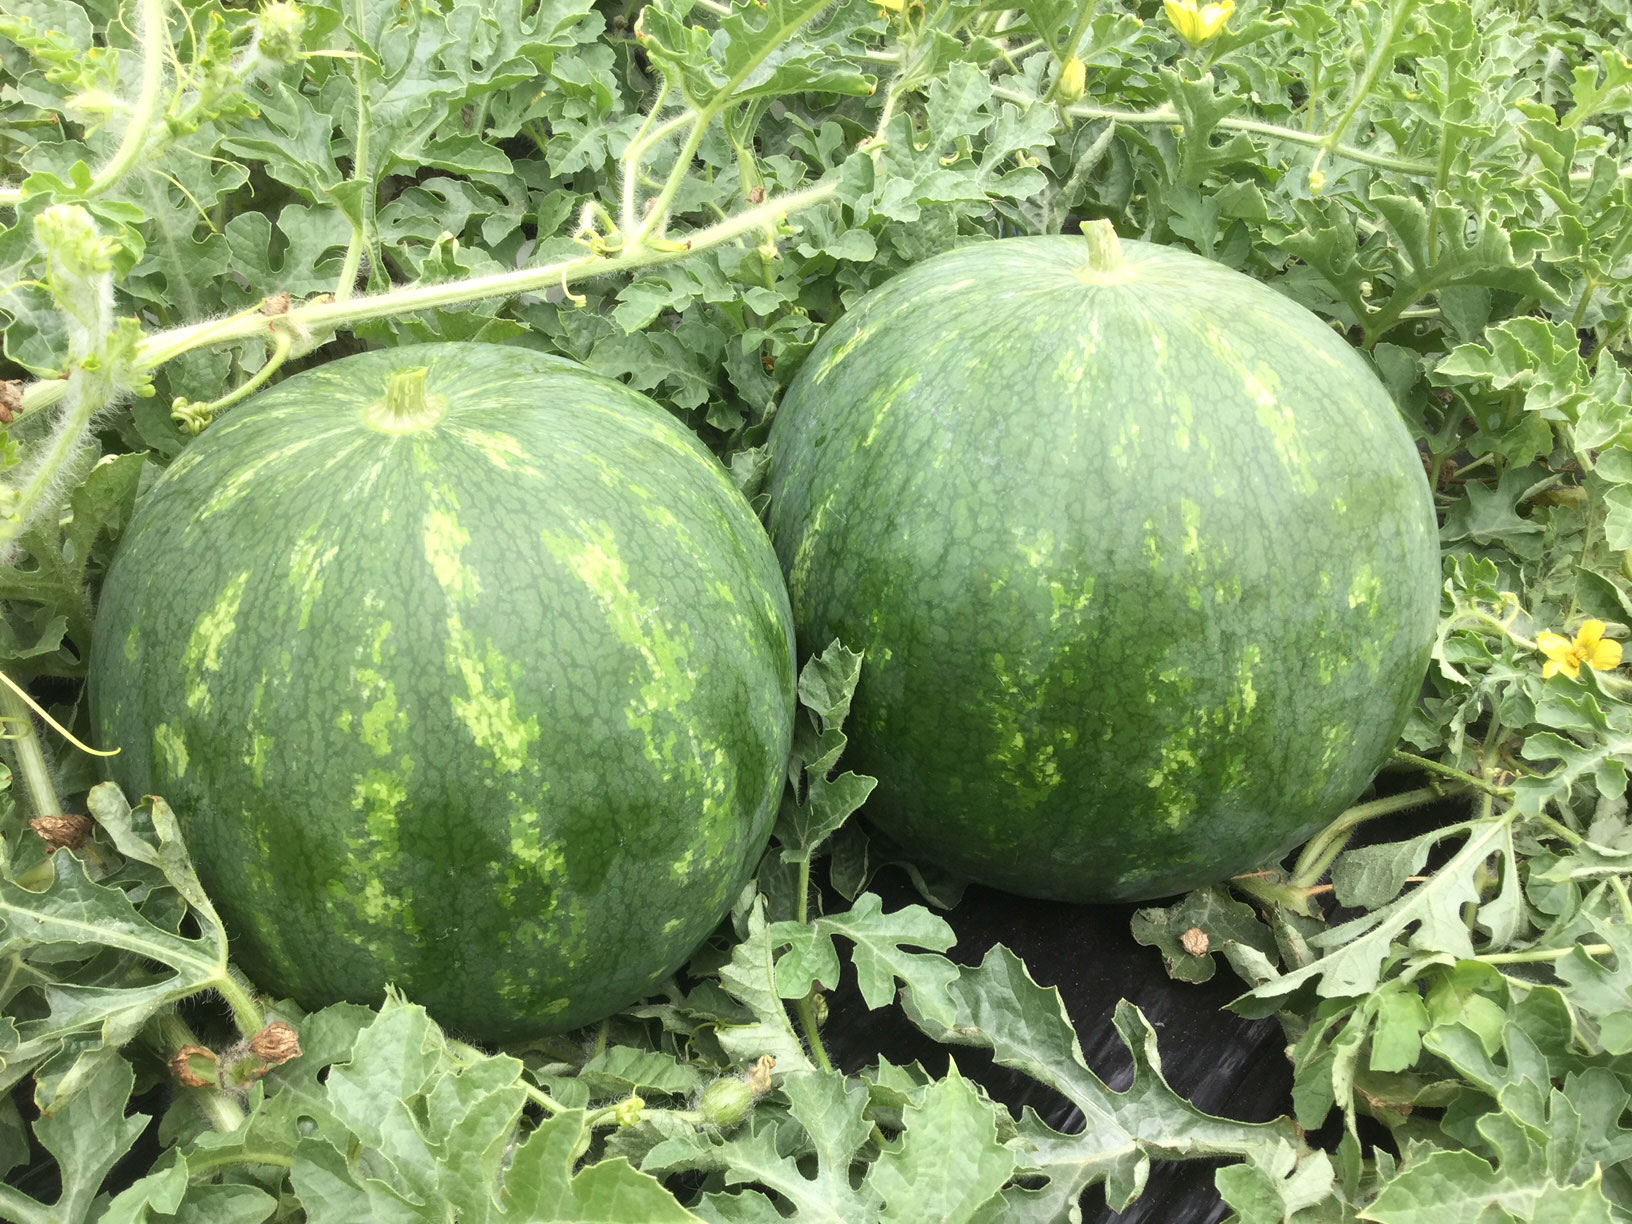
[764,228,1439,902]
[89,343,795,1040]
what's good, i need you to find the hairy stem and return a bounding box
[793,855,835,1074]
[214,969,265,1038]
[16,183,839,425]
[1529,809,1585,846]
[83,0,171,202]
[1042,0,1099,103]
[1389,750,1513,797]
[1,372,110,550]
[0,1183,50,1224]
[585,1100,705,1128]
[1314,0,1419,174]
[147,1010,247,1133]
[797,994,834,1073]
[1290,786,1452,887]
[1480,941,1611,965]
[635,0,836,241]
[175,327,294,432]
[184,1148,295,1175]
[335,0,374,302]
[447,1039,570,1114]
[991,87,1441,176]
[621,81,675,235]
[635,117,714,243]
[0,674,64,819]
[1613,876,1632,925]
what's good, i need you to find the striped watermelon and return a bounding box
[764,229,1439,902]
[89,343,795,1040]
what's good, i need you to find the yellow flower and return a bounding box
[1057,56,1087,103]
[1164,0,1236,46]
[1537,619,1624,680]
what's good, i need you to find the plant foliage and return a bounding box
[1,0,1630,1219]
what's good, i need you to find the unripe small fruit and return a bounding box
[698,1076,757,1128]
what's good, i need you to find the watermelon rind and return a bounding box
[90,342,796,1039]
[765,233,1439,902]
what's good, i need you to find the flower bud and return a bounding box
[614,1094,645,1128]
[257,2,307,64]
[699,1055,775,1130]
[31,813,91,850]
[1057,56,1086,104]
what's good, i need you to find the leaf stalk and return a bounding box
[1290,785,1456,888]
[0,1183,51,1224]
[991,87,1441,176]
[78,0,171,204]
[0,675,65,820]
[793,854,835,1074]
[1388,750,1513,798]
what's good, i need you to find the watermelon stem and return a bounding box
[1288,785,1456,888]
[1081,218,1123,271]
[1388,749,1514,799]
[1074,218,1135,285]
[214,967,267,1039]
[0,677,66,821]
[793,856,835,1073]
[367,366,447,433]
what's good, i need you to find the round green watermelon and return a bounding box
[764,228,1439,902]
[89,343,796,1040]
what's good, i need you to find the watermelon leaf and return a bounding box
[101,1161,278,1224]
[793,639,863,731]
[0,792,240,1092]
[870,1064,1014,1224]
[1214,1140,1344,1224]
[904,946,1298,1212]
[644,1070,881,1220]
[1233,814,1520,1016]
[1550,920,1632,1057]
[774,641,876,872]
[24,1050,150,1224]
[1131,886,1281,987]
[576,1046,708,1101]
[253,996,706,1223]
[635,0,873,114]
[771,892,959,1028]
[713,898,816,1073]
[499,1109,706,1222]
